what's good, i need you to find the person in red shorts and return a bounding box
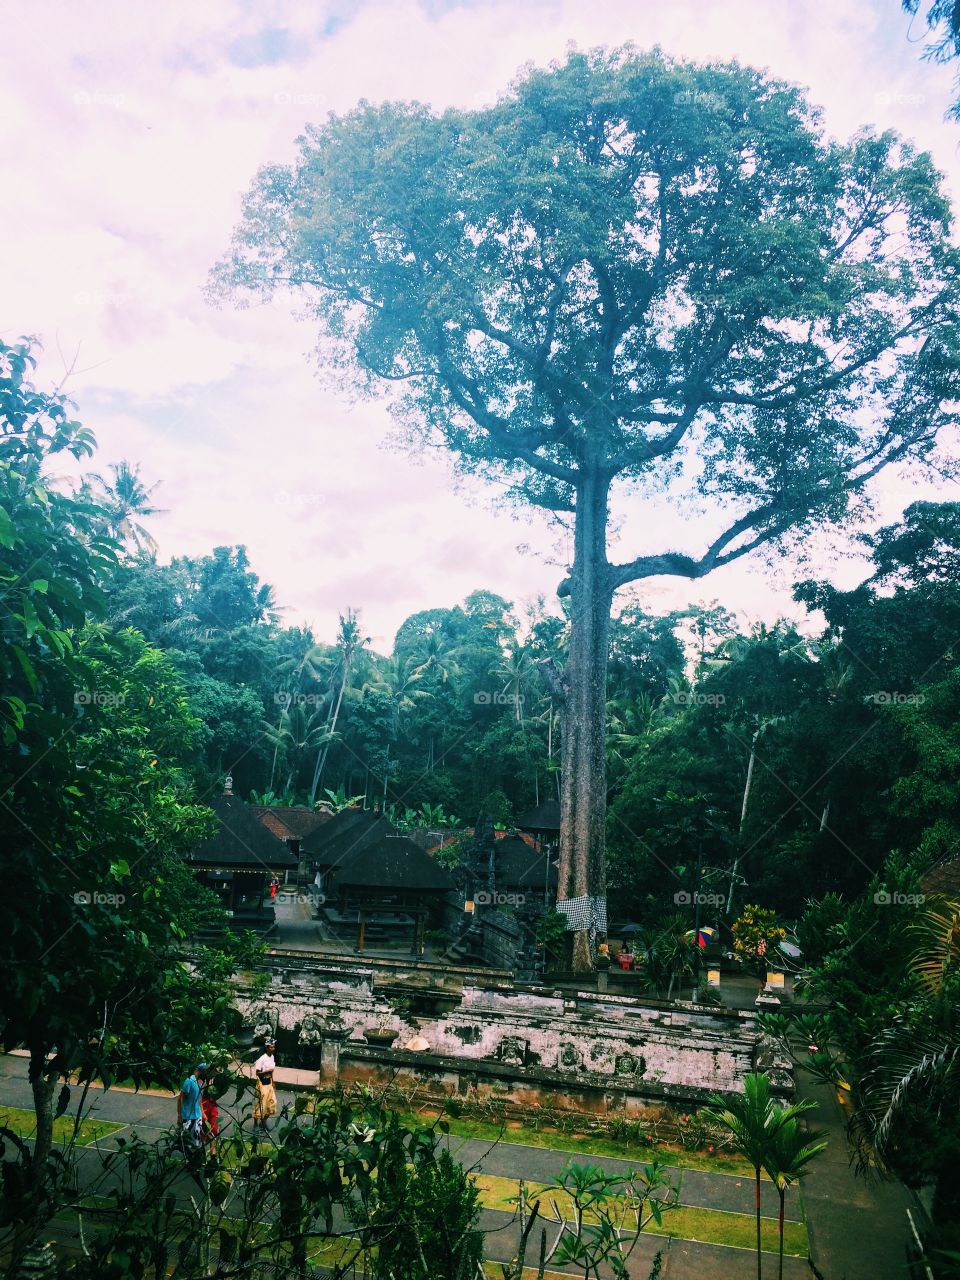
[201,1069,220,1158]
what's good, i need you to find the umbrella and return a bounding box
[779,940,802,959]
[685,926,718,949]
[619,923,644,936]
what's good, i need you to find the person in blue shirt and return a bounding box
[178,1063,206,1148]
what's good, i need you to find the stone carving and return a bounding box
[558,1043,580,1070]
[614,1053,646,1077]
[298,1015,324,1046]
[498,1036,528,1066]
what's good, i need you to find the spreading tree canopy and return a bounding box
[212,46,960,968]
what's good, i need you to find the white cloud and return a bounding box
[2,0,959,641]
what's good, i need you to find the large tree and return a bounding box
[0,341,246,1260]
[212,47,960,968]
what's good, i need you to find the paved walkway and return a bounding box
[1,1055,810,1278]
[796,1066,918,1280]
[3,1050,926,1278]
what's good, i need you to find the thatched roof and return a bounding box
[301,807,385,858]
[328,834,454,893]
[516,799,561,833]
[494,834,558,891]
[186,796,298,872]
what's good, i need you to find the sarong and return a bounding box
[254,1079,277,1124]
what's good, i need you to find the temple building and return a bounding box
[250,803,331,883]
[184,785,298,936]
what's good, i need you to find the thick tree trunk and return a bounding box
[557,469,612,973]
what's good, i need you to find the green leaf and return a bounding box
[19,598,39,640]
[10,646,37,693]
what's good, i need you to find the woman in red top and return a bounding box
[201,1070,219,1157]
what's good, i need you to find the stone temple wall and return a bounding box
[234,959,783,1107]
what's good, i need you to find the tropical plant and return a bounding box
[501,1160,676,1280]
[762,1117,828,1280]
[55,1097,482,1280]
[319,785,366,814]
[88,458,167,554]
[705,1073,819,1280]
[732,905,787,979]
[309,608,370,805]
[842,896,960,1264]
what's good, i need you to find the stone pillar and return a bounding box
[319,1027,351,1085]
[412,911,425,958]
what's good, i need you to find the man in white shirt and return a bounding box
[253,1038,278,1133]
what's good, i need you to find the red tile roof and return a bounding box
[250,805,332,842]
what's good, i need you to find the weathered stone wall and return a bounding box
[234,959,771,1104]
[476,910,523,969]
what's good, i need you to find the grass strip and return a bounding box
[474,1173,808,1258]
[396,1109,756,1178]
[0,1106,124,1148]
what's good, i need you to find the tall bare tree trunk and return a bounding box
[557,468,612,973]
[309,675,347,807]
[30,1064,56,1170]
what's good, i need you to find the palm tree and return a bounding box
[496,642,533,724]
[605,691,668,768]
[763,1117,827,1280]
[265,703,334,796]
[89,459,167,554]
[308,610,369,806]
[705,1072,818,1280]
[847,898,960,1241]
[416,627,461,685]
[658,917,698,1002]
[364,653,431,736]
[269,641,333,790]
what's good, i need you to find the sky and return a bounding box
[2,0,959,652]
